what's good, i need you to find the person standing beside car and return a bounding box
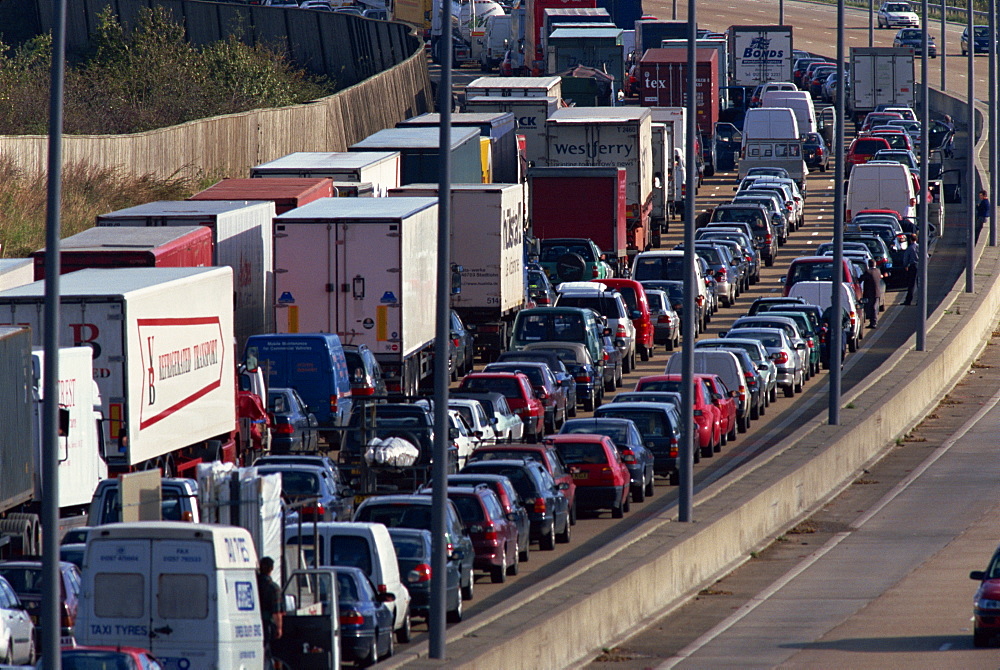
[977,190,991,226]
[902,233,920,305]
[258,556,282,666]
[861,258,882,328]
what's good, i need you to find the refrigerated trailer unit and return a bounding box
[31,225,214,280]
[0,327,35,517]
[95,200,274,350]
[465,75,564,99]
[396,112,519,183]
[272,198,439,397]
[189,177,334,214]
[388,184,525,361]
[0,259,33,292]
[250,151,401,197]
[849,46,915,126]
[463,95,560,168]
[0,268,238,475]
[350,127,483,186]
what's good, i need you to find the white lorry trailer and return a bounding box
[95,200,273,350]
[0,267,239,476]
[250,151,402,197]
[388,183,525,362]
[272,198,439,397]
[848,46,915,127]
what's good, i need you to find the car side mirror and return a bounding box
[631,310,642,320]
[449,550,465,561]
[603,327,612,336]
[377,590,396,603]
[729,390,739,398]
[971,570,986,580]
[449,428,460,439]
[506,512,518,522]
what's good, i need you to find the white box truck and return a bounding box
[388,183,525,361]
[545,107,653,253]
[650,121,677,243]
[31,347,107,511]
[649,106,695,201]
[250,151,402,197]
[728,25,794,87]
[95,200,274,350]
[465,75,563,99]
[849,46,915,126]
[272,197,438,397]
[0,267,238,475]
[464,95,560,169]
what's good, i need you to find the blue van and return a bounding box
[244,334,353,446]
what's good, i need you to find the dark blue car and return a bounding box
[267,387,319,453]
[559,417,655,502]
[387,528,463,623]
[255,463,354,522]
[334,566,395,666]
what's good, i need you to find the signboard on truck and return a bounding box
[728,25,794,87]
[0,267,237,469]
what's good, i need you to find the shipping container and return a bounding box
[0,268,238,473]
[95,200,274,349]
[659,37,730,108]
[31,347,107,510]
[528,166,627,262]
[523,0,597,74]
[189,177,334,215]
[849,47,915,125]
[0,259,33,292]
[388,183,525,360]
[465,75,564,99]
[272,198,438,397]
[250,151,401,197]
[397,112,519,183]
[544,107,652,247]
[596,0,642,30]
[31,226,214,280]
[350,127,483,185]
[0,327,34,515]
[728,25,794,87]
[547,27,625,84]
[634,19,688,54]
[463,95,560,169]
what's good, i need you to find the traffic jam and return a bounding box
[0,2,955,667]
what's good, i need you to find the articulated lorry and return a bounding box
[849,46,915,127]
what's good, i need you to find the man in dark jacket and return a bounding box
[861,258,882,327]
[902,233,920,305]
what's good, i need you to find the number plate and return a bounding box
[572,472,589,480]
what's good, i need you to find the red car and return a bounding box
[467,442,577,525]
[545,434,631,518]
[459,372,545,442]
[634,375,722,454]
[782,256,863,302]
[970,543,1000,646]
[52,646,162,668]
[699,374,738,449]
[846,136,891,174]
[598,278,655,360]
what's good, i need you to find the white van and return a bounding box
[845,161,917,220]
[788,280,863,351]
[78,522,264,670]
[285,521,412,642]
[739,108,806,188]
[761,91,818,134]
[663,349,749,430]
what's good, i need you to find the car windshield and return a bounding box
[356,503,432,529]
[729,330,784,347]
[790,261,835,282]
[57,651,139,670]
[265,470,319,496]
[515,312,587,343]
[562,421,630,444]
[464,465,536,499]
[899,29,920,38]
[450,495,485,524]
[390,536,426,560]
[487,364,544,386]
[646,293,663,311]
[557,295,622,318]
[596,410,668,436]
[711,208,766,229]
[636,379,681,392]
[0,567,42,595]
[540,243,595,262]
[886,3,910,10]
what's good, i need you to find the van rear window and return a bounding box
[94,573,144,618]
[633,256,685,281]
[331,537,373,575]
[159,574,209,619]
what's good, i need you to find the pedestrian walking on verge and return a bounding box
[861,258,882,327]
[977,190,991,226]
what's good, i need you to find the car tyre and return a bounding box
[622,352,632,374]
[519,541,530,563]
[359,632,379,667]
[973,627,991,647]
[568,402,577,418]
[640,345,650,362]
[461,571,474,601]
[556,515,571,543]
[569,500,577,525]
[395,608,412,643]
[605,377,616,392]
[784,384,795,398]
[632,484,646,503]
[750,402,760,420]
[700,444,713,459]
[447,595,463,623]
[540,522,557,550]
[491,548,507,583]
[612,501,624,518]
[507,546,520,575]
[584,397,595,412]
[645,476,655,497]
[738,415,749,433]
[794,373,804,393]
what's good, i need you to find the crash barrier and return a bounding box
[0,46,432,180]
[388,93,997,670]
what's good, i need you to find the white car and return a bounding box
[448,410,479,467]
[0,575,36,663]
[452,392,523,443]
[878,1,920,28]
[449,398,498,446]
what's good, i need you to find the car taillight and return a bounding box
[387,381,402,393]
[816,148,824,156]
[341,610,366,626]
[302,504,326,518]
[592,266,600,278]
[807,339,815,349]
[273,423,294,435]
[603,351,610,361]
[575,374,592,383]
[621,449,637,464]
[330,394,338,414]
[352,385,376,396]
[696,295,705,306]
[61,603,74,629]
[738,385,747,402]
[765,234,773,244]
[849,311,857,325]
[669,436,679,457]
[408,564,433,583]
[658,314,671,323]
[786,202,794,211]
[533,497,547,514]
[537,296,551,305]
[772,351,789,364]
[744,371,757,386]
[453,337,461,347]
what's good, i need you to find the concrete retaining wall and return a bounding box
[0,47,432,180]
[393,92,999,670]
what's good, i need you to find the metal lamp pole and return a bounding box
[990,0,998,247]
[831,0,846,424]
[919,0,930,349]
[967,0,975,293]
[941,0,948,88]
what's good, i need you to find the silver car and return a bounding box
[731,315,811,381]
[644,289,681,351]
[724,327,804,397]
[696,338,778,406]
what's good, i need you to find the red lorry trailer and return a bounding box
[639,48,720,176]
[188,177,335,215]
[528,166,628,269]
[31,226,214,280]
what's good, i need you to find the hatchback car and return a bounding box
[697,338,778,405]
[0,560,80,650]
[846,136,891,174]
[555,283,637,373]
[449,398,498,445]
[803,132,829,172]
[484,361,569,432]
[0,575,33,664]
[387,528,463,623]
[893,27,936,56]
[546,435,631,518]
[256,463,354,522]
[537,238,612,283]
[267,387,319,453]
[447,473,530,562]
[644,289,681,352]
[560,417,655,502]
[962,25,993,55]
[459,372,544,441]
[526,264,557,306]
[460,459,571,550]
[333,566,395,665]
[496,350,577,415]
[467,442,577,524]
[451,390,524,443]
[725,327,804,397]
[449,310,476,379]
[344,343,387,398]
[594,401,687,484]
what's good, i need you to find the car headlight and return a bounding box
[976,598,1000,610]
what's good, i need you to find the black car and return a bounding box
[344,343,387,398]
[450,310,476,379]
[594,402,685,485]
[353,494,477,601]
[333,566,396,665]
[387,528,463,622]
[484,361,569,433]
[460,459,570,551]
[893,28,937,57]
[559,417,656,503]
[267,387,319,453]
[961,25,992,55]
[495,350,577,415]
[803,132,829,172]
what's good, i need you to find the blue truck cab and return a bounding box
[244,333,353,447]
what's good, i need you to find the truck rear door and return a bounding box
[334,223,401,356]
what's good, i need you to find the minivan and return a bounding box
[284,521,413,643]
[78,522,264,669]
[845,161,917,220]
[244,333,353,446]
[509,306,603,369]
